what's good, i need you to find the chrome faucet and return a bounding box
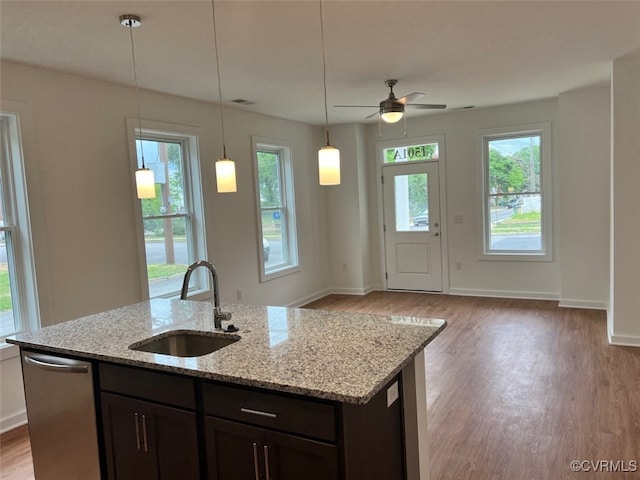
[180,260,233,330]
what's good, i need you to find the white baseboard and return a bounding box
[330,285,375,296]
[286,288,332,308]
[607,315,640,347]
[558,299,608,310]
[0,410,27,434]
[608,332,640,347]
[448,288,559,301]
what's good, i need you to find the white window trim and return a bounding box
[0,104,41,339]
[476,122,553,262]
[252,136,299,283]
[127,118,209,300]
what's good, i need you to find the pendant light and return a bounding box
[317,1,340,186]
[210,0,237,193]
[120,14,156,199]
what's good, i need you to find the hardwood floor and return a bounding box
[0,425,33,480]
[305,292,640,480]
[1,292,638,479]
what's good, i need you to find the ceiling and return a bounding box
[1,1,639,126]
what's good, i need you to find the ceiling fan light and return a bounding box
[381,111,403,123]
[318,145,340,185]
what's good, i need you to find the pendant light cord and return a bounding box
[319,0,330,146]
[211,0,227,158]
[127,19,146,169]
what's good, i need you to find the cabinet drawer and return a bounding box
[203,382,336,442]
[99,363,196,410]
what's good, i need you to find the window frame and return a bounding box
[127,118,208,300]
[252,136,299,282]
[477,122,553,261]
[0,108,40,340]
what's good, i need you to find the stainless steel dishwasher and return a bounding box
[21,351,101,480]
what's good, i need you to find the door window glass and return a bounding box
[394,173,429,232]
[384,143,438,163]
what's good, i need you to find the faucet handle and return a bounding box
[214,308,232,322]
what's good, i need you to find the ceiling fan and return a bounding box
[335,79,446,123]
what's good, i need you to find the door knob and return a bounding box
[434,222,439,228]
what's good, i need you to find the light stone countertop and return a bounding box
[7,299,446,405]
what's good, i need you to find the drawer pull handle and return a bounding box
[240,407,277,419]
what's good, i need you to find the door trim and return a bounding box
[375,134,449,293]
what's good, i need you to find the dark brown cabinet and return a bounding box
[97,362,404,480]
[101,393,200,479]
[203,381,339,479]
[206,417,338,480]
[98,363,200,480]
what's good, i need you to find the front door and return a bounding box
[382,161,442,291]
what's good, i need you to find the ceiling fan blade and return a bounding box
[397,92,425,105]
[334,105,379,108]
[364,111,380,119]
[407,103,447,109]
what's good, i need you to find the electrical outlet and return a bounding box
[236,290,242,301]
[456,261,463,271]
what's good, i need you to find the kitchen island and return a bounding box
[8,299,446,480]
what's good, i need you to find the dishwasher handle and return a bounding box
[23,353,89,374]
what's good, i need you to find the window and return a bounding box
[383,142,439,163]
[0,111,40,338]
[479,123,552,259]
[129,120,207,299]
[253,137,298,281]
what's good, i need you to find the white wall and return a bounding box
[558,85,611,309]
[609,49,640,346]
[326,123,373,294]
[362,99,562,299]
[0,60,331,429]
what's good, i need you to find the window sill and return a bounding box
[479,252,553,262]
[260,265,300,283]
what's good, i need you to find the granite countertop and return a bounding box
[7,299,446,405]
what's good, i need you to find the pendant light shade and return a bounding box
[121,14,156,199]
[215,157,237,193]
[135,168,156,198]
[318,144,340,185]
[317,1,340,186]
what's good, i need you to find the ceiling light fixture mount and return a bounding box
[120,14,155,199]
[379,79,404,124]
[317,0,340,186]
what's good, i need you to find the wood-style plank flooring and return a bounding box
[305,292,640,480]
[1,292,638,479]
[0,425,32,480]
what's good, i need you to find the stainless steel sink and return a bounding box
[129,331,240,357]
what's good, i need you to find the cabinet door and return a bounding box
[101,393,157,480]
[206,417,338,480]
[266,431,338,480]
[146,400,200,479]
[101,393,200,480]
[206,417,264,480]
